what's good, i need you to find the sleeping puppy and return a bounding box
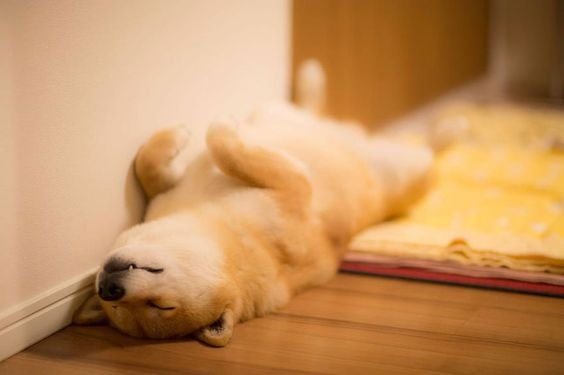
[73,102,434,346]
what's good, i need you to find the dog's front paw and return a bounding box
[207,119,240,140]
[206,119,245,154]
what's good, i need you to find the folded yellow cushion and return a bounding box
[350,105,564,274]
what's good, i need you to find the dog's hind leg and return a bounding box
[135,126,192,198]
[206,122,312,217]
[366,139,435,216]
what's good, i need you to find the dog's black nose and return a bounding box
[99,282,125,301]
[98,275,126,301]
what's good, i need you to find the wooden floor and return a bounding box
[2,273,564,374]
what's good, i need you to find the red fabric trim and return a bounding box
[340,261,564,297]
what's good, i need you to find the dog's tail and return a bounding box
[295,59,326,116]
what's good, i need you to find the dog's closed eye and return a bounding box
[104,259,164,274]
[147,300,176,310]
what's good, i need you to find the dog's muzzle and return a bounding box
[97,258,130,301]
[97,257,164,301]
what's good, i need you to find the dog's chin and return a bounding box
[110,320,183,340]
[107,310,204,340]
[109,310,234,347]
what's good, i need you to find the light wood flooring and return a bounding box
[2,273,564,374]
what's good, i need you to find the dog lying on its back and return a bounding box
[73,100,434,346]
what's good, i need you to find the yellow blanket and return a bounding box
[350,105,564,274]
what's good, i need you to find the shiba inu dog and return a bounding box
[73,64,434,347]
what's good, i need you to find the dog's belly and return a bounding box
[143,118,389,254]
[246,122,388,240]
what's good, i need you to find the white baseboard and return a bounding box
[0,268,98,362]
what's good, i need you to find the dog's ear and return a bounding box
[196,309,235,347]
[73,294,108,325]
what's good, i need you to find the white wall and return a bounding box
[0,0,290,312]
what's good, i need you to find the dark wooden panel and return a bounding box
[292,0,490,127]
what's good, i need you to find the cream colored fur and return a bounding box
[74,101,434,346]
